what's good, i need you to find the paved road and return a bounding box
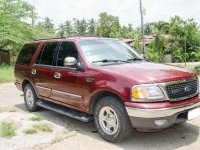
[0,83,200,150]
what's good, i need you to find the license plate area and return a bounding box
[188,107,200,120]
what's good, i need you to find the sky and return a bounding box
[26,0,200,28]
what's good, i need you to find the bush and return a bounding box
[0,122,15,137]
[0,65,14,83]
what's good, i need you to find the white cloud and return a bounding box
[26,0,200,28]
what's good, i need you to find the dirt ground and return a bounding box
[1,83,200,150]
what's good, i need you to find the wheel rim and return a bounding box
[98,106,119,135]
[25,89,34,108]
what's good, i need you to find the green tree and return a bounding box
[57,21,73,37]
[34,17,56,38]
[87,18,96,36]
[120,25,134,39]
[0,0,35,19]
[96,12,121,37]
[0,0,36,54]
[73,18,87,35]
[144,23,154,35]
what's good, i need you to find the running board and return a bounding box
[36,100,93,122]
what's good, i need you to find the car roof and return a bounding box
[29,36,116,44]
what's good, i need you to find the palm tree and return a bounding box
[88,19,96,36]
[44,17,54,29]
[144,23,154,35]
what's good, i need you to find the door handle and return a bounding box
[54,72,61,78]
[31,69,37,75]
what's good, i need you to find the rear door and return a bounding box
[31,42,59,98]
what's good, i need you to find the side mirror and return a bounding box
[63,57,77,67]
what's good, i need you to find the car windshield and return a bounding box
[79,39,143,65]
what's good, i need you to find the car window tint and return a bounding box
[37,42,58,65]
[56,42,78,67]
[16,43,39,65]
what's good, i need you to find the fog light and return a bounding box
[154,120,168,126]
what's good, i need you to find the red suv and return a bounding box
[15,36,200,142]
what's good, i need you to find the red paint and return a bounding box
[125,94,200,109]
[14,37,199,114]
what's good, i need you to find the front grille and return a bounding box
[166,78,198,101]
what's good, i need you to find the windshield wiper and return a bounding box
[92,59,130,64]
[127,58,145,62]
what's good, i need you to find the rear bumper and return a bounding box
[125,99,200,130]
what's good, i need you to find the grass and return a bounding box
[0,121,15,137]
[23,128,37,134]
[0,65,14,83]
[9,108,17,112]
[51,131,77,144]
[32,123,53,132]
[51,134,66,144]
[30,116,43,121]
[0,107,17,113]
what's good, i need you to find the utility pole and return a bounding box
[139,0,145,55]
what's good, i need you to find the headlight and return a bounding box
[131,85,166,102]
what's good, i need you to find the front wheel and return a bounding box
[94,96,133,142]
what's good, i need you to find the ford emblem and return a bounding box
[184,85,191,92]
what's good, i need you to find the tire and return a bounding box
[24,84,41,112]
[94,96,133,142]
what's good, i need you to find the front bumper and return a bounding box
[125,99,200,130]
[14,80,22,91]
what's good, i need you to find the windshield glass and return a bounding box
[79,39,143,65]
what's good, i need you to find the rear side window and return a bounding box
[16,43,38,65]
[35,42,58,65]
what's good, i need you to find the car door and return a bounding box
[31,42,59,99]
[51,41,86,108]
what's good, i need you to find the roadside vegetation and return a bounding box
[32,123,53,132]
[23,128,37,134]
[51,131,77,144]
[1,0,200,66]
[23,122,53,135]
[0,65,14,83]
[0,107,17,113]
[30,116,43,121]
[0,121,16,137]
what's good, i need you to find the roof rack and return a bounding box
[33,37,66,41]
[33,35,99,41]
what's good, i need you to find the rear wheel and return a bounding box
[24,84,41,112]
[94,96,133,142]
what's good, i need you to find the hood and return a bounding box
[93,62,196,84]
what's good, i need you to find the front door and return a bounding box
[31,42,59,98]
[51,42,86,109]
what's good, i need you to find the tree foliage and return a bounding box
[0,0,200,63]
[34,17,56,38]
[56,12,134,39]
[0,0,35,54]
[145,16,200,62]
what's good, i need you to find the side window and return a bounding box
[35,42,58,65]
[16,43,39,65]
[56,42,79,67]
